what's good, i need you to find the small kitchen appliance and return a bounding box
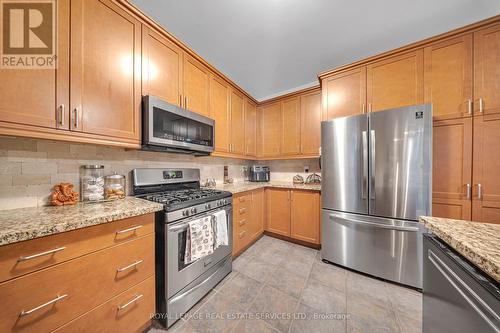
[249,166,270,182]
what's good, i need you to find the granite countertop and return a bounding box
[209,181,321,194]
[0,197,163,247]
[420,216,500,283]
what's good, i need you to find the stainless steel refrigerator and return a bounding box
[321,104,432,288]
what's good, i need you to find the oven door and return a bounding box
[143,95,215,153]
[166,206,232,298]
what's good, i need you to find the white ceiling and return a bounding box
[131,0,500,101]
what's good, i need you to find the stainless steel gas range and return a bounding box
[133,168,233,328]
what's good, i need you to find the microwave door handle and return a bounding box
[370,130,376,200]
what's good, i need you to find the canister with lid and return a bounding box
[104,172,126,200]
[81,165,105,202]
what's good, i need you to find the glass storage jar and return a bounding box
[104,172,126,200]
[80,165,105,202]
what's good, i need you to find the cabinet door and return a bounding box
[474,23,500,116]
[260,102,282,157]
[291,190,320,244]
[71,0,141,141]
[424,35,473,120]
[282,97,301,155]
[249,189,264,240]
[210,76,231,153]
[322,67,366,119]
[142,26,182,106]
[367,50,424,112]
[230,89,245,155]
[183,54,210,116]
[265,189,291,236]
[0,0,69,129]
[472,114,500,223]
[300,91,322,156]
[432,118,472,220]
[244,99,257,156]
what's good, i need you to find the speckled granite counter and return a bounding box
[420,216,500,283]
[208,181,321,194]
[0,197,163,246]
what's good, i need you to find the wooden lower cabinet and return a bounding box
[0,214,155,333]
[265,188,320,245]
[53,275,155,333]
[290,190,320,244]
[472,114,500,223]
[232,189,265,256]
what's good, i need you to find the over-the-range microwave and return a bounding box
[142,95,215,155]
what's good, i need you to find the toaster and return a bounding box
[249,166,270,182]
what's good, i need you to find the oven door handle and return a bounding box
[168,208,231,232]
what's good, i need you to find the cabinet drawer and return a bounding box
[234,196,251,217]
[53,275,155,333]
[0,213,154,283]
[0,234,154,333]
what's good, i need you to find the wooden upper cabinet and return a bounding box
[266,188,291,236]
[230,89,245,155]
[300,91,321,156]
[244,99,257,156]
[210,75,231,153]
[183,55,210,116]
[260,102,282,157]
[472,114,500,224]
[474,22,500,116]
[142,26,182,106]
[290,190,320,244]
[322,67,366,120]
[432,118,472,220]
[281,97,301,155]
[424,35,473,120]
[71,0,141,141]
[367,50,424,112]
[0,0,69,130]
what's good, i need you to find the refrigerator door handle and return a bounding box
[362,131,368,199]
[370,130,376,200]
[328,213,419,232]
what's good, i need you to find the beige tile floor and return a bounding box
[149,235,422,333]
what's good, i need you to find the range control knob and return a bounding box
[190,207,197,214]
[205,203,211,209]
[223,199,228,204]
[182,210,189,217]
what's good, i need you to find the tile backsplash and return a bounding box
[0,137,320,210]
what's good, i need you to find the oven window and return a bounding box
[153,107,213,146]
[177,229,191,271]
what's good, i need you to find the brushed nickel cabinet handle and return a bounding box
[117,294,143,310]
[58,104,65,126]
[116,225,143,235]
[477,183,483,200]
[20,294,68,317]
[73,108,79,128]
[18,246,66,262]
[238,231,246,239]
[238,219,246,226]
[466,183,472,200]
[479,98,484,113]
[239,208,246,214]
[117,259,143,273]
[467,100,473,115]
[238,196,246,202]
[368,103,372,113]
[362,104,366,114]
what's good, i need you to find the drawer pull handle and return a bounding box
[238,231,246,239]
[117,259,143,273]
[20,294,68,317]
[117,294,143,310]
[18,246,66,262]
[238,219,246,226]
[116,225,143,235]
[239,197,246,202]
[239,208,246,214]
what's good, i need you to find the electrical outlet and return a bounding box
[304,166,309,173]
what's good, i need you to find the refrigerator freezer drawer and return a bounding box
[321,209,424,288]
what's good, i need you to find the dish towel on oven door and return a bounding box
[184,216,214,264]
[213,210,228,248]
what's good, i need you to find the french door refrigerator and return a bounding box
[321,104,432,288]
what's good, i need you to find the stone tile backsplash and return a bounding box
[0,137,320,210]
